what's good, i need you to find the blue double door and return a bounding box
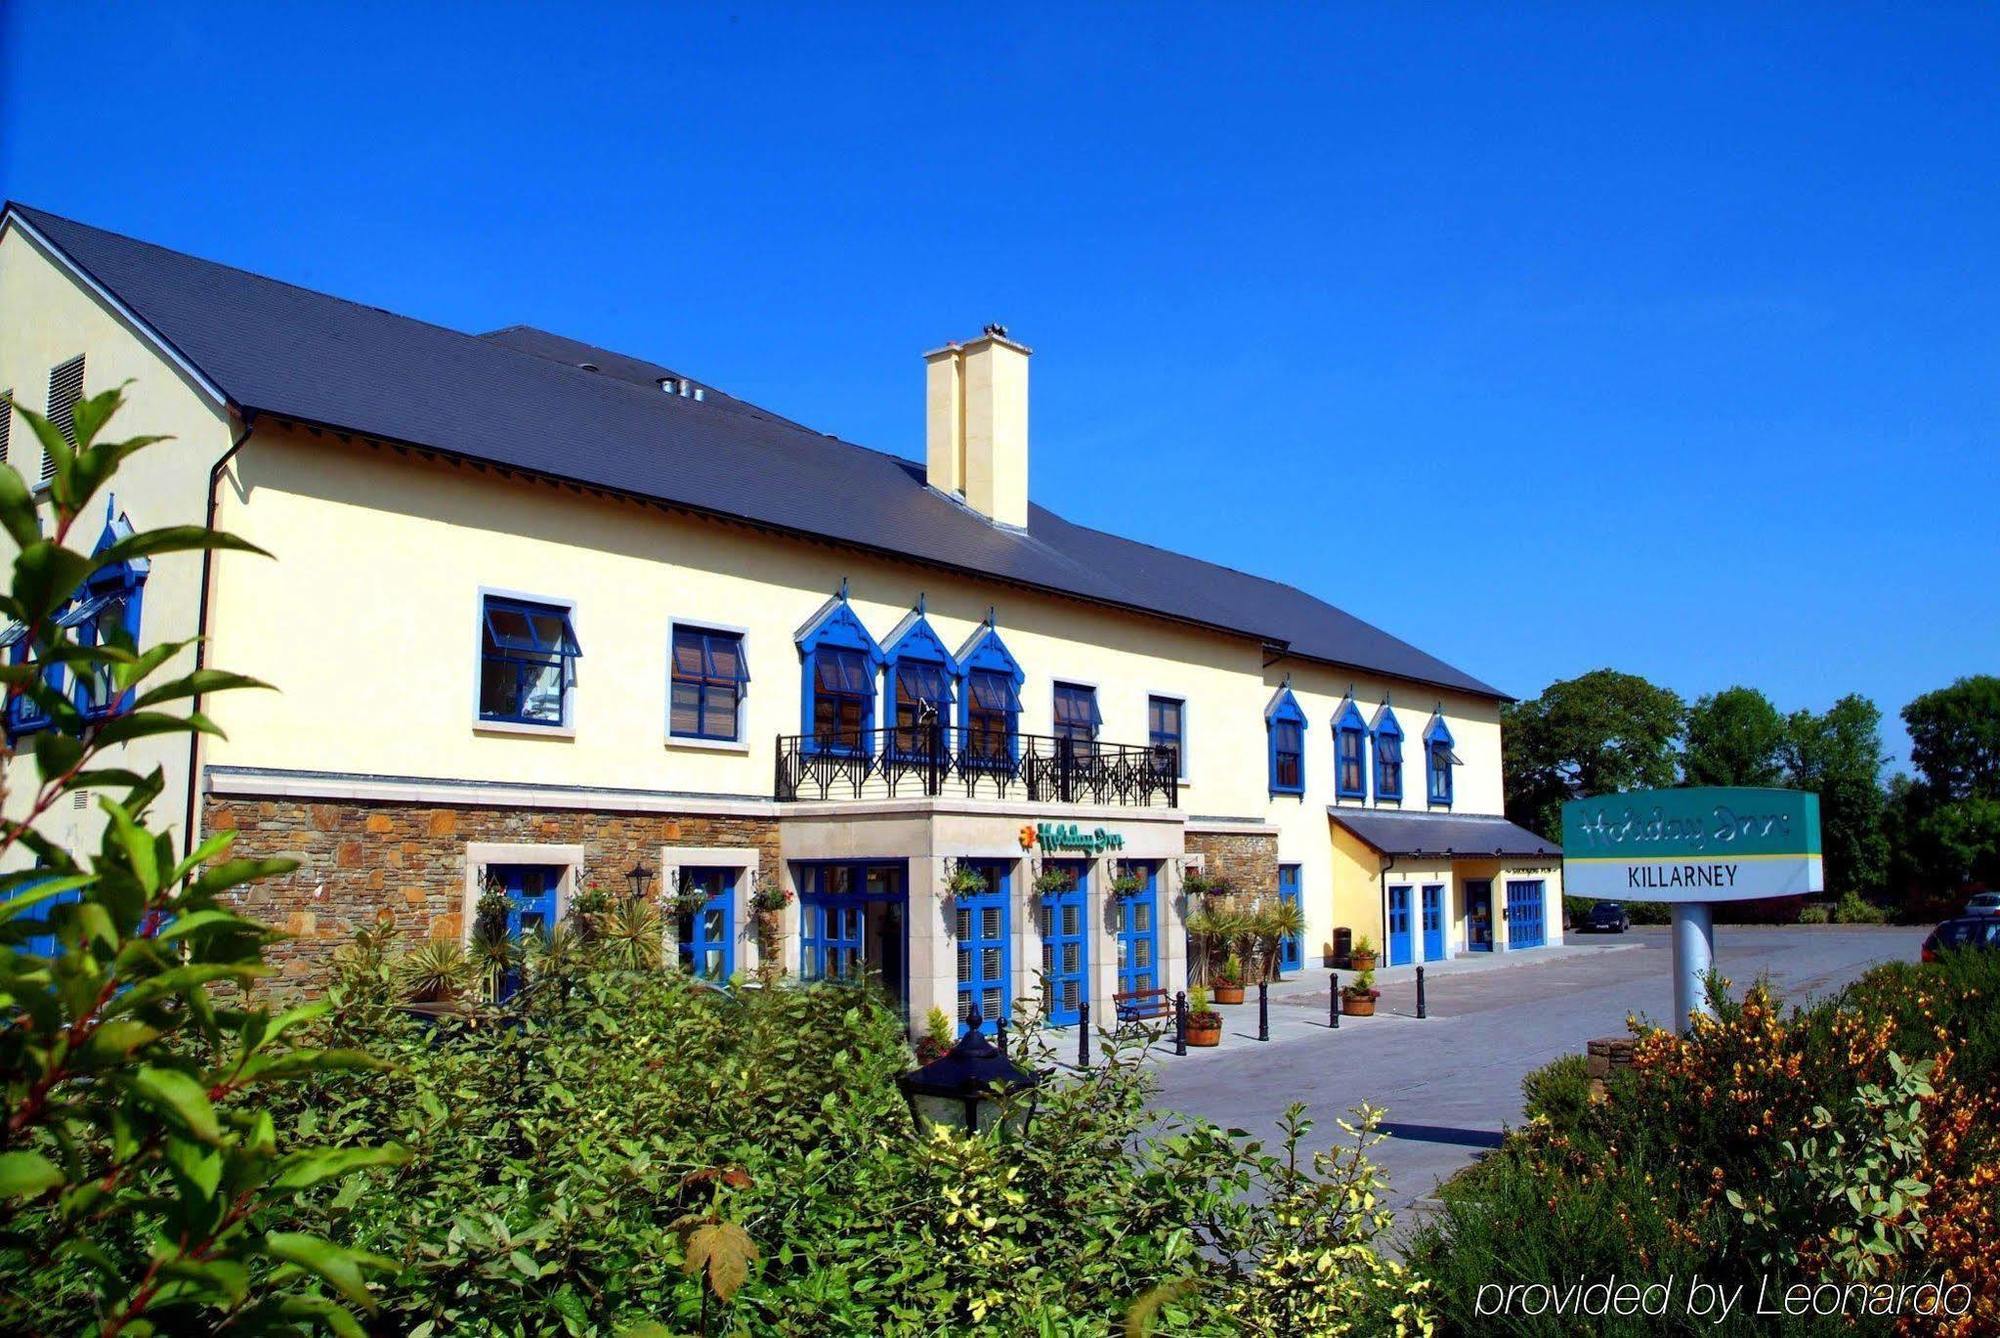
[1040,859,1090,1026]
[1116,861,1160,997]
[797,861,908,1012]
[954,861,1011,1035]
[1388,883,1449,965]
[1387,885,1414,966]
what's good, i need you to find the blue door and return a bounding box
[1277,864,1303,973]
[1421,885,1445,962]
[1466,879,1494,951]
[16,874,77,959]
[802,898,865,981]
[796,861,908,1015]
[1116,861,1160,996]
[677,867,736,982]
[1506,880,1547,949]
[954,861,1011,1034]
[1387,885,1413,967]
[492,864,561,942]
[1040,859,1089,1025]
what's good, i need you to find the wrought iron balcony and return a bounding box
[774,724,1179,808]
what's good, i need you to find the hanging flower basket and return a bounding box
[943,861,991,900]
[1107,866,1148,900]
[1033,867,1078,897]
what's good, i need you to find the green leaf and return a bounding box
[0,872,92,922]
[276,1296,368,1338]
[90,526,271,573]
[263,1232,379,1310]
[132,668,272,711]
[153,908,265,942]
[167,1135,224,1199]
[0,449,41,549]
[130,1066,223,1144]
[0,1150,63,1199]
[271,1145,411,1191]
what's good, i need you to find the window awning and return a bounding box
[967,671,1020,712]
[894,660,951,704]
[486,601,581,657]
[0,622,25,649]
[1328,809,1561,860]
[814,647,872,694]
[1054,686,1101,727]
[674,629,749,683]
[54,594,115,630]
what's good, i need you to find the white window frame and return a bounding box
[665,616,752,752]
[472,585,579,738]
[460,841,586,943]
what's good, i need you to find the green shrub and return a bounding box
[1797,902,1833,925]
[1519,1053,1593,1132]
[1834,889,1888,924]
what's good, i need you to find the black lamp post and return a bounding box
[626,859,655,901]
[896,1008,1042,1136]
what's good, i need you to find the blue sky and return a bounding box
[3,4,1994,767]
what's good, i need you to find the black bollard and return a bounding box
[1258,979,1270,1041]
[996,1012,1009,1057]
[1078,998,1091,1068]
[1416,965,1427,1019]
[1330,970,1340,1028]
[1174,990,1187,1056]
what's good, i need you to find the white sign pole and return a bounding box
[1671,902,1715,1029]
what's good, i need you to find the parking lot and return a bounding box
[1145,924,1925,1226]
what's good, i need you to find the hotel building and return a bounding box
[0,203,1563,1031]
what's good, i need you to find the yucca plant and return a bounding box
[599,895,665,971]
[398,936,473,1004]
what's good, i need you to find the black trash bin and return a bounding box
[1332,927,1352,969]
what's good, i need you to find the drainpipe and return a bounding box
[181,410,257,846]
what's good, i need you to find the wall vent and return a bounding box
[45,355,84,482]
[0,389,11,466]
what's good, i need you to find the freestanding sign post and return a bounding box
[1561,787,1823,1029]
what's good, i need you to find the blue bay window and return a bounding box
[1372,706,1404,803]
[956,617,1024,766]
[1333,699,1368,800]
[796,591,884,755]
[883,603,961,760]
[670,625,748,741]
[4,504,148,736]
[1425,711,1457,808]
[1053,682,1101,759]
[479,595,579,727]
[1266,687,1307,796]
[1148,694,1185,778]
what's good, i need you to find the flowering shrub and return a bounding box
[1411,953,2000,1335]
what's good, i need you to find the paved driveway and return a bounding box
[1146,925,1924,1225]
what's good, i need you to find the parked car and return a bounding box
[1963,891,2000,917]
[1581,902,1630,934]
[1921,917,2000,962]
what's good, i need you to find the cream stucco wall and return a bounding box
[0,220,235,858]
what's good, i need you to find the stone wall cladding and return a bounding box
[1185,829,1279,898]
[204,794,779,993]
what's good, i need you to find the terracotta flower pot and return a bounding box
[1186,1016,1222,1047]
[1212,982,1246,1005]
[1342,993,1377,1017]
[1350,951,1377,973]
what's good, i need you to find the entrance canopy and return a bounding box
[1328,809,1561,860]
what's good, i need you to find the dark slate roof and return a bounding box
[1329,809,1562,858]
[6,202,1507,700]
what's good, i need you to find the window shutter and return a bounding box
[46,356,85,482]
[0,389,11,466]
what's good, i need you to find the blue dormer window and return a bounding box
[1267,686,1307,796]
[796,588,884,756]
[957,616,1024,766]
[480,595,580,727]
[1373,706,1404,802]
[883,600,960,761]
[1333,699,1368,800]
[1425,712,1457,807]
[7,502,149,734]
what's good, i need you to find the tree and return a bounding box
[1502,669,1684,840]
[1780,695,1888,898]
[1682,686,1787,788]
[0,387,402,1332]
[1903,676,2000,802]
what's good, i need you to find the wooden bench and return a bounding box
[1113,987,1171,1026]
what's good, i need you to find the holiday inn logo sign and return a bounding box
[1031,822,1125,856]
[1561,787,1823,901]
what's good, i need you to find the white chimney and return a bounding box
[924,326,1030,528]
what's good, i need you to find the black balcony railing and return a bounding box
[774,723,1179,808]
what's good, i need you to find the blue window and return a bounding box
[795,861,906,1007]
[63,590,141,720]
[670,625,748,741]
[676,867,736,981]
[796,593,883,756]
[3,623,54,736]
[1267,687,1306,796]
[1373,708,1404,802]
[5,504,150,735]
[1334,700,1368,799]
[1053,683,1100,758]
[490,864,562,942]
[953,861,1011,1034]
[1425,712,1456,808]
[479,596,579,727]
[1148,695,1185,778]
[1277,863,1303,972]
[889,659,953,757]
[957,617,1025,766]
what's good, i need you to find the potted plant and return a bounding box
[917,1006,957,1064]
[1349,934,1378,973]
[1184,906,1221,987]
[1185,986,1222,1047]
[1213,952,1246,1005]
[944,859,990,900]
[1342,966,1379,1017]
[670,877,711,923]
[1107,862,1148,899]
[1033,865,1077,897]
